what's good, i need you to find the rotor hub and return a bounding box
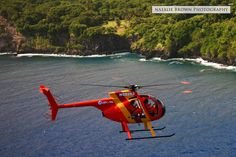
[127,84,140,91]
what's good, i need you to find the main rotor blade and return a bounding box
[182,90,193,94]
[79,83,125,88]
[140,81,190,88]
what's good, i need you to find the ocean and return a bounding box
[0,53,236,157]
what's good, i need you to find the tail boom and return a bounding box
[39,85,108,121]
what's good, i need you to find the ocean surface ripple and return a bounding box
[0,53,236,157]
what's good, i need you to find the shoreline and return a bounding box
[0,52,131,58]
[1,52,236,72]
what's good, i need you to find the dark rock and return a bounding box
[81,34,130,55]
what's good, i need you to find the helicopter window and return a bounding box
[144,98,156,108]
[130,100,139,108]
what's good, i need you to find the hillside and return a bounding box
[0,0,235,65]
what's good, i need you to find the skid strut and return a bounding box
[120,122,174,140]
[120,126,166,133]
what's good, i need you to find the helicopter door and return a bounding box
[130,97,159,120]
[130,99,145,120]
[143,97,158,117]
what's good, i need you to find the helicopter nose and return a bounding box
[161,104,166,117]
[155,99,166,119]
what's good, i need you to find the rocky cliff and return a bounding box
[0,16,25,53]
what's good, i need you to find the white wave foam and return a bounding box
[139,57,162,62]
[0,53,8,56]
[0,52,17,56]
[139,58,147,62]
[168,61,183,65]
[184,58,236,71]
[139,57,236,72]
[168,57,236,71]
[16,52,130,58]
[152,57,162,61]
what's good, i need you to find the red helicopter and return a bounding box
[40,82,191,140]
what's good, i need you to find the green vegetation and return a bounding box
[0,0,236,64]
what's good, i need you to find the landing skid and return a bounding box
[120,126,166,133]
[126,133,175,140]
[120,122,174,140]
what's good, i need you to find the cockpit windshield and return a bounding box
[144,98,156,108]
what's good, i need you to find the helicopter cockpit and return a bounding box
[130,95,165,121]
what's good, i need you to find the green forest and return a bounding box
[0,0,236,65]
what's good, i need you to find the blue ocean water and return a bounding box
[0,53,236,157]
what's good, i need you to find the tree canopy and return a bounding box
[0,0,235,64]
